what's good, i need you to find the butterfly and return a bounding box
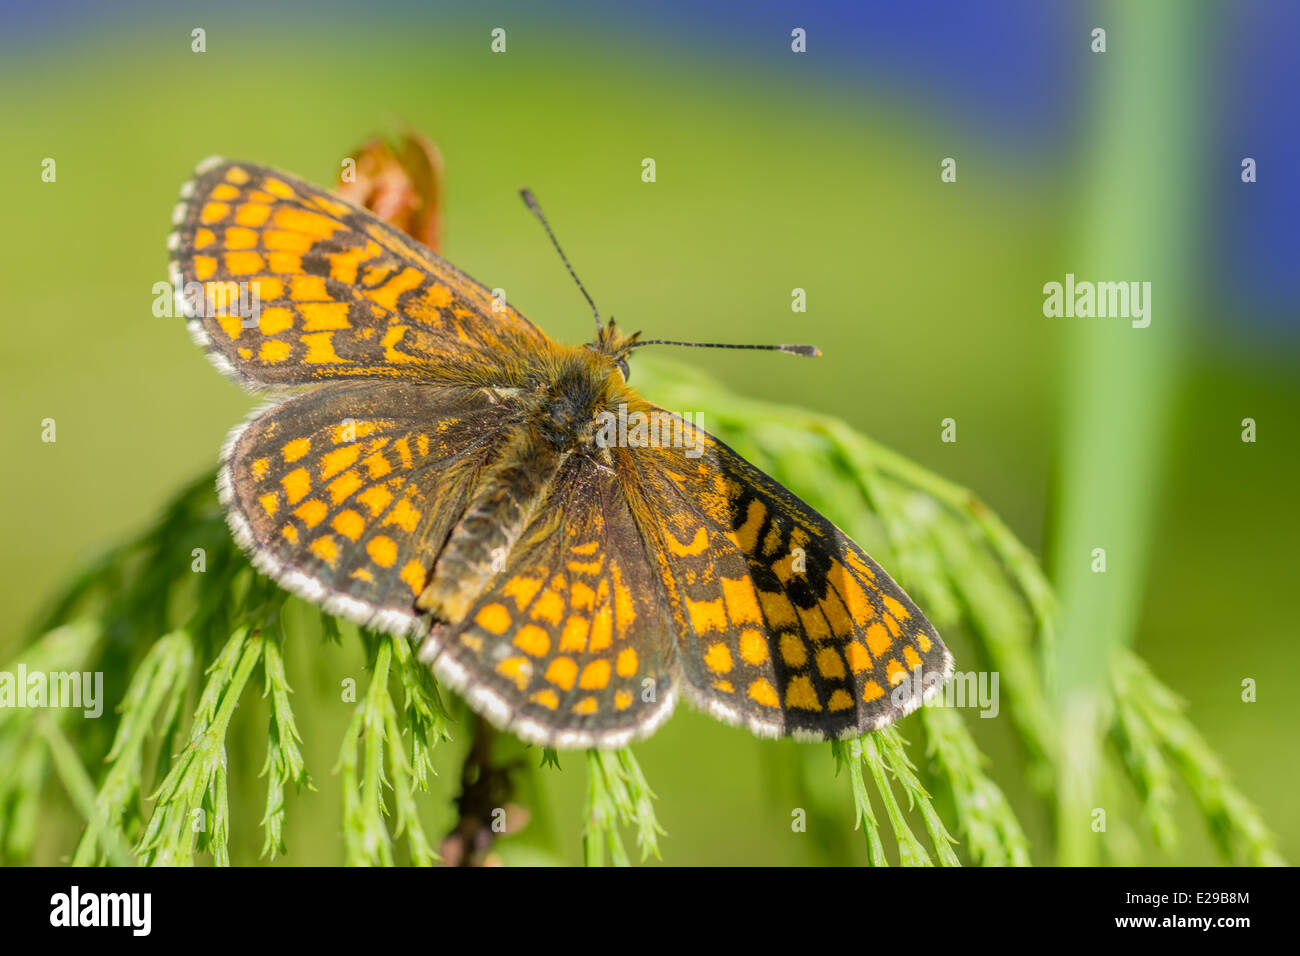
[168,156,952,749]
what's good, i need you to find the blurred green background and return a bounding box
[2,1,1296,865]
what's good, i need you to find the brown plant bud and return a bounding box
[335,132,444,252]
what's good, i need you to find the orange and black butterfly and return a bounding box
[168,157,952,748]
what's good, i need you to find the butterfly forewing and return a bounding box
[169,158,556,389]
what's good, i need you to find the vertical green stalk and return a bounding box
[1050,0,1205,864]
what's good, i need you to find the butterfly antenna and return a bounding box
[520,188,601,332]
[628,339,822,357]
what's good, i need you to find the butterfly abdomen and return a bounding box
[416,423,562,624]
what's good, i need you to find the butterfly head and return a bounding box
[589,317,639,382]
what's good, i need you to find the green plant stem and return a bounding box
[582,748,663,866]
[136,626,263,866]
[73,630,195,866]
[38,717,134,867]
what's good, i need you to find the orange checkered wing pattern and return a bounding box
[168,157,556,389]
[220,381,512,636]
[623,403,953,741]
[419,454,678,749]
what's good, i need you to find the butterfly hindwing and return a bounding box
[169,157,557,389]
[221,381,512,636]
[623,403,952,741]
[419,454,678,748]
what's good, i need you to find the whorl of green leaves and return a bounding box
[0,358,1281,866]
